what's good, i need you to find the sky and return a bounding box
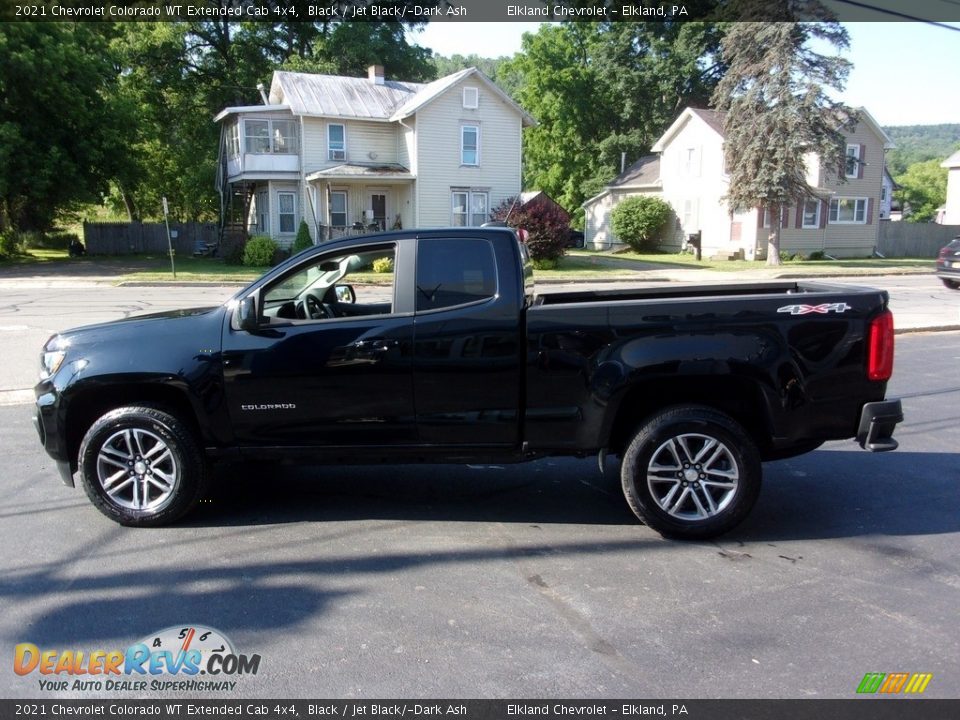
[407,21,960,127]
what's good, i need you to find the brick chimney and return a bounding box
[368,65,384,86]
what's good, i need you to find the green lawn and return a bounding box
[567,249,934,274]
[1,247,934,284]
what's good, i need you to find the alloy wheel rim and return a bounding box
[96,428,179,512]
[646,433,739,521]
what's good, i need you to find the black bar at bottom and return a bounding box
[1,700,958,720]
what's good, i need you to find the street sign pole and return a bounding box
[162,196,176,279]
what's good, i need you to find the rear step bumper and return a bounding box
[857,399,903,452]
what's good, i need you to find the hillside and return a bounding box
[884,124,960,175]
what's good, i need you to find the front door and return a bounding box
[368,190,387,231]
[222,241,417,448]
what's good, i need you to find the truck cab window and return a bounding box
[262,246,395,322]
[416,238,497,312]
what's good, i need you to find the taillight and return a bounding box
[939,246,951,258]
[866,310,894,382]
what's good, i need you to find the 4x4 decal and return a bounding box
[777,302,852,315]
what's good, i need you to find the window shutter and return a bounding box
[795,203,803,229]
[819,200,828,229]
[866,197,874,225]
[857,144,865,179]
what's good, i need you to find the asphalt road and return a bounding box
[0,278,957,700]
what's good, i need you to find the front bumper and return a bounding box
[34,383,75,487]
[856,399,902,452]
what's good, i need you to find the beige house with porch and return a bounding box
[215,66,535,246]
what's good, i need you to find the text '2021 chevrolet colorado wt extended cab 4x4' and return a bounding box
[34,227,902,539]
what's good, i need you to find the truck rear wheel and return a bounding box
[78,406,207,527]
[621,405,761,540]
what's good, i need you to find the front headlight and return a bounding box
[40,350,66,380]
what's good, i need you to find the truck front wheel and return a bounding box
[77,406,208,527]
[621,405,761,540]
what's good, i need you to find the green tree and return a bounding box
[611,196,673,252]
[712,14,855,265]
[896,159,948,222]
[0,24,131,232]
[503,22,726,225]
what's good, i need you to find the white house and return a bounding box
[940,150,960,225]
[583,107,895,258]
[215,66,535,246]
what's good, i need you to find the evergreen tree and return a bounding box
[711,13,854,265]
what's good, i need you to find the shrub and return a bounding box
[372,256,394,273]
[242,235,278,267]
[0,232,22,258]
[489,196,571,262]
[220,227,247,265]
[532,258,558,270]
[610,196,672,252]
[808,251,825,261]
[292,219,313,254]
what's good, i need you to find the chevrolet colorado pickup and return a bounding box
[34,228,902,538]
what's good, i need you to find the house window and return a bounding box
[682,198,699,229]
[244,120,271,154]
[329,191,347,227]
[243,119,298,154]
[451,190,488,226]
[461,125,479,166]
[802,200,821,229]
[845,144,861,178]
[881,186,887,202]
[683,146,700,177]
[256,191,269,235]
[328,124,346,161]
[762,207,787,228]
[463,87,479,109]
[277,191,297,234]
[227,122,240,157]
[829,198,867,224]
[272,120,299,154]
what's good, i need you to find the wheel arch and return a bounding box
[63,380,203,471]
[604,375,775,457]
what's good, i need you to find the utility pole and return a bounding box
[162,196,176,279]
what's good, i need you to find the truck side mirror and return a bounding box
[237,295,258,331]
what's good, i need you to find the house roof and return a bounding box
[213,104,290,122]
[609,155,662,188]
[269,71,423,121]
[942,150,960,169]
[305,163,414,182]
[263,67,535,127]
[581,155,662,209]
[652,108,725,152]
[652,106,894,152]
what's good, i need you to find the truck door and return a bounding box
[412,236,522,446]
[222,241,417,447]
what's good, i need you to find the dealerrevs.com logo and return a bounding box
[14,625,261,693]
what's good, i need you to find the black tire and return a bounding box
[621,405,762,540]
[941,278,960,290]
[78,406,208,527]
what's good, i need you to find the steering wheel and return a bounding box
[303,294,333,320]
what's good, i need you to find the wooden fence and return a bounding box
[83,221,219,255]
[877,221,960,257]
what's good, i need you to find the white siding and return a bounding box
[413,77,523,227]
[301,118,398,174]
[943,167,960,225]
[584,189,663,250]
[658,119,730,256]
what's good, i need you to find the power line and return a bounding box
[832,0,960,30]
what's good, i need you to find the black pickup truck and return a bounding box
[34,228,902,539]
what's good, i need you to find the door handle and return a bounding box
[352,338,398,354]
